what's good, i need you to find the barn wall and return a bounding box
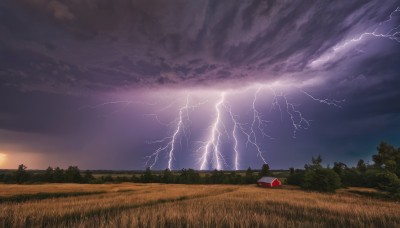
[257,179,281,188]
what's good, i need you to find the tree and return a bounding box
[53,167,64,183]
[289,167,295,175]
[287,169,305,186]
[302,168,341,192]
[373,141,400,176]
[179,169,200,184]
[339,169,361,187]
[333,162,348,176]
[131,174,139,182]
[225,171,242,184]
[356,159,367,173]
[210,169,225,184]
[259,164,271,177]
[375,171,400,193]
[245,167,255,184]
[102,175,114,183]
[162,168,174,183]
[65,166,82,183]
[141,167,154,183]
[83,170,95,183]
[305,155,323,170]
[44,166,54,182]
[15,164,29,184]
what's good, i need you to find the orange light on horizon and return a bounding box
[0,153,7,167]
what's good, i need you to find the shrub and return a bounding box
[287,169,305,186]
[375,171,400,193]
[302,168,341,192]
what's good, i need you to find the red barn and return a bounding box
[257,177,281,188]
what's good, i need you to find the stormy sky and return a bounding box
[0,0,399,170]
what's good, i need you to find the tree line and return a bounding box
[137,164,271,184]
[0,163,272,185]
[287,141,400,194]
[0,165,96,184]
[1,141,398,195]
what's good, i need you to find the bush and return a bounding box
[302,169,341,192]
[338,169,362,187]
[15,164,30,184]
[287,169,305,186]
[65,166,82,183]
[375,171,400,193]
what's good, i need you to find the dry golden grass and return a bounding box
[0,183,141,196]
[0,183,399,227]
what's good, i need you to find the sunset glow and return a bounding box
[0,153,6,167]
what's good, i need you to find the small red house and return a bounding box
[257,177,281,188]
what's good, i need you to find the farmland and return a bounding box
[1,183,399,227]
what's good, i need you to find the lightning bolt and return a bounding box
[223,103,241,170]
[311,6,400,67]
[197,85,343,170]
[199,88,274,170]
[301,90,345,108]
[146,95,203,170]
[333,28,400,52]
[270,88,310,138]
[199,93,226,170]
[86,85,345,171]
[245,87,270,163]
[336,6,400,49]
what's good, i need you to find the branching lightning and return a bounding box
[333,6,400,50]
[73,6,398,171]
[146,95,205,170]
[196,85,344,170]
[87,86,345,171]
[248,87,272,163]
[199,93,225,170]
[224,103,241,171]
[198,89,274,170]
[86,7,399,171]
[311,6,400,67]
[270,88,310,138]
[301,90,345,108]
[83,83,348,171]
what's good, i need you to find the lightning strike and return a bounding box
[223,103,241,170]
[199,92,230,170]
[310,6,400,67]
[336,7,400,48]
[197,85,344,170]
[87,85,344,171]
[146,95,201,170]
[270,88,310,138]
[200,93,225,170]
[199,89,273,170]
[246,87,270,163]
[301,90,345,108]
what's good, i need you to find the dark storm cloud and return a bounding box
[0,85,99,136]
[1,0,397,92]
[1,1,399,169]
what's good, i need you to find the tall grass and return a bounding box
[0,183,399,227]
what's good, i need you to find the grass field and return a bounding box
[0,183,399,227]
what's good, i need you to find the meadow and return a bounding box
[0,183,399,227]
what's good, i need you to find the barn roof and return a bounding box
[257,177,278,183]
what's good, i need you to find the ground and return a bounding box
[0,183,399,227]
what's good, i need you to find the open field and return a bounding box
[1,184,399,227]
